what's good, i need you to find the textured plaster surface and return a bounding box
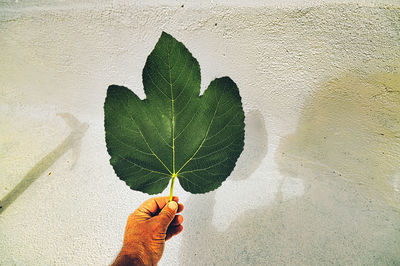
[1,1,400,265]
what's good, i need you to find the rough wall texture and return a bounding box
[1,1,400,265]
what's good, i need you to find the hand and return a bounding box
[113,196,184,266]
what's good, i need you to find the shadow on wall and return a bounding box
[0,113,88,214]
[228,110,268,181]
[179,72,400,265]
[178,109,269,264]
[278,71,400,208]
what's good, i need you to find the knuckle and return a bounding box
[163,209,175,220]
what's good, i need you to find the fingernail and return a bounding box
[168,201,178,211]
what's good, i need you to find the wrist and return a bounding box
[113,249,147,266]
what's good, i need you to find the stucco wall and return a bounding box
[1,1,400,265]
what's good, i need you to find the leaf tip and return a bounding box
[106,84,119,95]
[159,31,174,43]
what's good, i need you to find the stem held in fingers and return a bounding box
[169,174,177,202]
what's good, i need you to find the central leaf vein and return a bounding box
[168,49,176,175]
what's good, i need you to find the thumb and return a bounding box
[155,201,178,230]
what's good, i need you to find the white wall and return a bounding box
[1,1,400,265]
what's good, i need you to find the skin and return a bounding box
[112,196,184,266]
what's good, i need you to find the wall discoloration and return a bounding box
[180,179,400,265]
[179,71,400,264]
[270,70,400,264]
[277,71,400,208]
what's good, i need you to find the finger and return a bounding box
[170,214,183,226]
[152,196,179,212]
[154,201,178,230]
[166,225,183,241]
[137,196,179,216]
[177,203,184,213]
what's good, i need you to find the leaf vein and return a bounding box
[180,157,229,174]
[108,131,153,156]
[139,175,171,188]
[205,112,241,142]
[179,175,202,189]
[175,68,197,116]
[129,115,172,174]
[145,71,172,100]
[176,88,225,174]
[174,104,201,140]
[192,138,239,160]
[115,155,170,176]
[171,50,188,86]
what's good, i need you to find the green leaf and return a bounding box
[104,32,245,195]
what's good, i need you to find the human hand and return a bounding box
[112,196,184,266]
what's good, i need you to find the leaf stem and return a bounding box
[169,173,177,201]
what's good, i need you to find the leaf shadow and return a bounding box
[229,109,268,181]
[178,109,268,263]
[177,72,400,265]
[0,113,88,215]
